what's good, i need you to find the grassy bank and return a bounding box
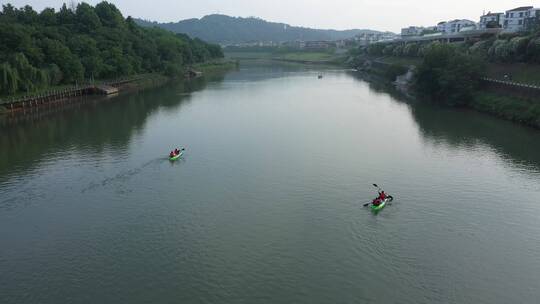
[471,91,540,128]
[485,63,540,85]
[192,59,238,73]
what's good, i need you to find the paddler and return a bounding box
[378,191,387,201]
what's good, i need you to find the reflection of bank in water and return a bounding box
[350,70,540,172]
[0,73,227,184]
[410,102,540,172]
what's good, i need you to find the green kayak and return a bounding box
[371,196,393,212]
[169,151,183,161]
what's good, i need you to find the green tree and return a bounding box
[76,3,102,33]
[39,8,57,26]
[95,2,125,28]
[0,63,19,95]
[415,44,485,106]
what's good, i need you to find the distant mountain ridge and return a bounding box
[135,14,386,44]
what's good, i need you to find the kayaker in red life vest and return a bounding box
[170,151,175,158]
[174,148,180,155]
[372,191,386,206]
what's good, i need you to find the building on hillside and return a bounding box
[503,6,538,32]
[401,26,424,37]
[423,26,438,33]
[479,12,505,29]
[443,19,477,33]
[525,8,540,31]
[437,21,447,32]
[355,32,397,45]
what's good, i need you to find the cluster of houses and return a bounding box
[401,6,540,38]
[354,32,397,45]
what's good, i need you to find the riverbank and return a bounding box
[0,61,236,115]
[192,59,239,74]
[225,51,346,65]
[471,91,540,128]
[355,55,540,129]
[0,74,167,115]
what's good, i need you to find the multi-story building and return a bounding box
[525,8,540,30]
[479,12,505,29]
[356,32,397,45]
[443,19,477,33]
[503,6,537,32]
[437,22,447,32]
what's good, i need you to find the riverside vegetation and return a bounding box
[0,2,224,97]
[350,27,540,128]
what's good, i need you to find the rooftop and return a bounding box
[481,12,503,17]
[507,6,533,12]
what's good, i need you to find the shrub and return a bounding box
[384,64,408,81]
[382,44,395,56]
[403,43,419,57]
[469,40,492,57]
[509,36,530,61]
[488,39,512,62]
[526,37,540,63]
[392,44,404,56]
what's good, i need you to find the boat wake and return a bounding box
[81,158,164,194]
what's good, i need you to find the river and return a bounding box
[1,61,540,304]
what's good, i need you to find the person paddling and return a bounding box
[372,190,386,206]
[378,191,387,201]
[169,151,175,158]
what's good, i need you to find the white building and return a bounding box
[479,12,505,29]
[401,26,424,37]
[356,32,396,45]
[443,19,477,33]
[503,6,539,32]
[437,22,447,32]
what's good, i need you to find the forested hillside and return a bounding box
[136,14,381,44]
[0,2,223,95]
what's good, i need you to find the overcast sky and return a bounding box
[3,0,535,32]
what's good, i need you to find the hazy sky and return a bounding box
[3,0,534,32]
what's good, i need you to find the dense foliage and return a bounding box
[136,14,381,44]
[0,2,223,95]
[414,43,485,106]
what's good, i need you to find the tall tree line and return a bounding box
[0,2,223,95]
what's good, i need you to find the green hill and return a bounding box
[0,2,223,96]
[136,14,383,44]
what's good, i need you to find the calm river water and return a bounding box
[1,62,540,304]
